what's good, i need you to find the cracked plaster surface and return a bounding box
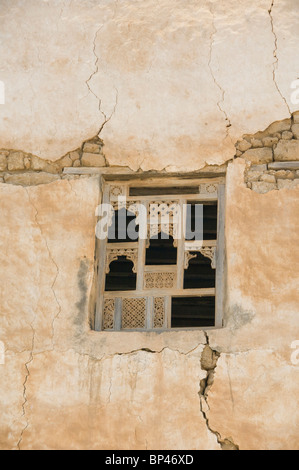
[268,0,291,117]
[0,176,220,450]
[0,162,298,449]
[0,0,299,451]
[1,0,299,169]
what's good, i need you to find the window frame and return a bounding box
[94,175,226,332]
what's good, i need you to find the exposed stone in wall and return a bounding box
[1,113,299,189]
[236,112,299,162]
[245,163,299,194]
[0,137,107,186]
[234,112,299,193]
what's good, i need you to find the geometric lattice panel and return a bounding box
[144,272,176,289]
[153,297,165,329]
[122,298,146,329]
[103,298,115,330]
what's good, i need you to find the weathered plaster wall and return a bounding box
[208,160,299,450]
[0,159,298,450]
[0,0,299,169]
[0,0,298,451]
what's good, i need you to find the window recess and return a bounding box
[94,177,226,331]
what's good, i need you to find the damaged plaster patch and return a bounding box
[268,1,291,116]
[74,258,91,336]
[199,333,239,451]
[227,304,255,331]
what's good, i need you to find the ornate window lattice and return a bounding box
[122,298,146,329]
[153,297,165,329]
[103,299,115,330]
[144,272,176,289]
[110,199,141,214]
[148,201,180,219]
[96,178,225,331]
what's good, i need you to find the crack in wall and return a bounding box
[79,340,241,450]
[208,4,232,144]
[16,325,35,450]
[112,343,204,359]
[25,189,61,349]
[72,343,206,365]
[99,87,119,136]
[199,333,239,451]
[11,339,243,450]
[86,25,105,128]
[268,0,291,116]
[85,25,119,138]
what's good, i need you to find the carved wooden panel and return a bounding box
[199,183,218,195]
[184,247,217,269]
[153,297,165,328]
[110,199,141,213]
[184,252,198,269]
[106,248,138,273]
[200,247,217,269]
[144,272,176,289]
[122,298,146,329]
[148,201,180,219]
[110,185,126,200]
[103,299,115,330]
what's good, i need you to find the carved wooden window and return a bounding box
[94,176,226,331]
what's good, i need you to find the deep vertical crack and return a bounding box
[199,333,239,450]
[268,1,291,116]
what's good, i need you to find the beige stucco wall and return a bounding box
[0,0,298,450]
[1,0,299,169]
[0,160,298,450]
